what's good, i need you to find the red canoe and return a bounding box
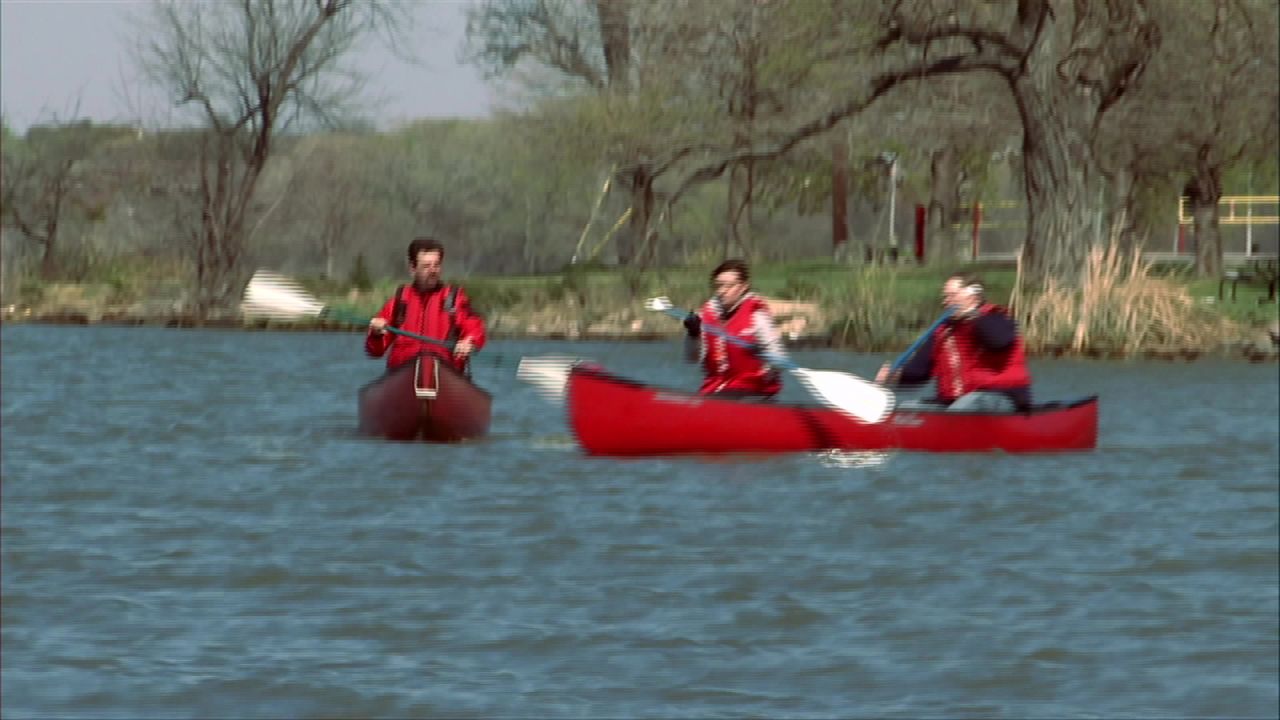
[358,354,491,442]
[567,364,1097,456]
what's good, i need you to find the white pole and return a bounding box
[888,156,897,252]
[1094,182,1105,247]
[1246,170,1253,257]
[1174,194,1181,253]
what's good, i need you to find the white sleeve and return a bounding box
[752,309,787,363]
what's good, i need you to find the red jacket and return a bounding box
[697,294,783,396]
[930,304,1031,402]
[365,284,486,371]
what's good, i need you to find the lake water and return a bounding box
[2,324,1277,718]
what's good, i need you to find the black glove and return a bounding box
[683,312,701,337]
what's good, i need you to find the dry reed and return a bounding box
[1017,242,1235,354]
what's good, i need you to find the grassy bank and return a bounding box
[4,257,1277,359]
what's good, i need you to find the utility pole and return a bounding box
[879,151,899,259]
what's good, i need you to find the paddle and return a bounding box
[241,270,456,351]
[516,354,588,403]
[885,309,954,375]
[644,296,894,424]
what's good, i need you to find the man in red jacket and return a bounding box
[681,258,787,398]
[876,272,1032,411]
[366,237,486,373]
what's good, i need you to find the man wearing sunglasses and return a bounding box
[681,259,787,399]
[875,272,1032,411]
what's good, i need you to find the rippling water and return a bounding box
[3,325,1277,718]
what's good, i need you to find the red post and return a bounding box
[971,202,983,260]
[914,204,927,264]
[1177,224,1187,253]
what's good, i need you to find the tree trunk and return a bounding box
[725,161,754,258]
[724,163,737,258]
[37,195,63,280]
[187,132,264,315]
[1187,166,1223,278]
[1191,201,1221,278]
[1109,167,1142,253]
[194,208,248,313]
[740,159,754,256]
[926,146,962,264]
[594,0,631,89]
[1012,76,1102,285]
[619,167,652,266]
[322,199,350,279]
[523,194,535,268]
[39,237,58,280]
[831,135,848,258]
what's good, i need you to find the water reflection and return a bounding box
[816,450,893,469]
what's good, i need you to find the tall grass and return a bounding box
[818,264,942,350]
[1016,243,1236,353]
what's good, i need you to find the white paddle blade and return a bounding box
[242,270,327,320]
[516,355,583,404]
[644,296,674,312]
[792,368,896,424]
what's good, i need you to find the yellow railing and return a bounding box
[1179,195,1280,225]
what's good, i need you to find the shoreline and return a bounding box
[4,310,1277,363]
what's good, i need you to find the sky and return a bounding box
[0,0,494,131]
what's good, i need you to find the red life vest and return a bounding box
[364,284,486,371]
[698,294,782,396]
[930,304,1031,401]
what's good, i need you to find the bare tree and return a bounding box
[131,0,408,313]
[467,0,616,91]
[0,118,129,280]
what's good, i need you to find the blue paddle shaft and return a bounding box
[660,306,795,371]
[889,310,953,373]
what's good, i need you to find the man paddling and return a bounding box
[875,272,1032,411]
[681,259,788,399]
[366,237,486,373]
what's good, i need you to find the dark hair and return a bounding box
[711,258,751,285]
[407,237,444,265]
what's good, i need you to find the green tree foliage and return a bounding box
[4,0,1276,298]
[1099,0,1280,277]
